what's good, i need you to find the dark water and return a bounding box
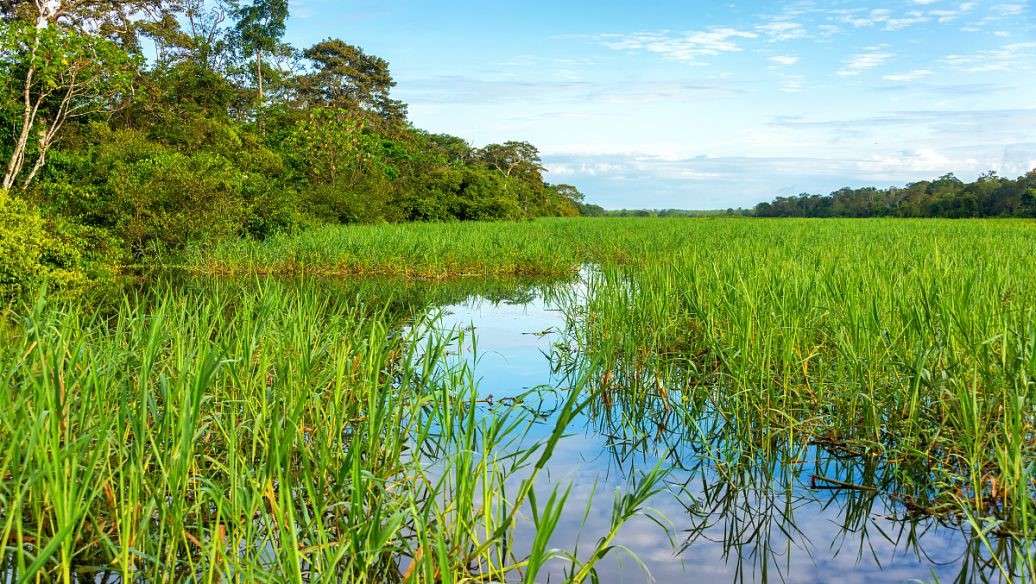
[419,277,1029,583]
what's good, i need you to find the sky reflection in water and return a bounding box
[425,280,1014,584]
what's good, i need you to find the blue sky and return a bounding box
[285,0,1036,209]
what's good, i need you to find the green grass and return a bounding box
[0,283,658,582]
[555,219,1036,546]
[184,220,590,278]
[182,217,724,278]
[4,217,1036,581]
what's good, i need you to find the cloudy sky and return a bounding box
[285,0,1036,209]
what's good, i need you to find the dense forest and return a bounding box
[754,171,1036,218]
[0,0,590,298]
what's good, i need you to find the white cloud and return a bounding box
[856,148,984,176]
[839,7,900,27]
[927,1,976,22]
[838,49,894,76]
[836,4,966,28]
[818,24,842,36]
[992,3,1026,15]
[944,42,1036,72]
[882,69,934,81]
[546,161,627,177]
[769,55,800,66]
[885,12,930,30]
[929,9,960,22]
[756,20,807,41]
[835,8,877,27]
[780,75,805,93]
[600,28,758,63]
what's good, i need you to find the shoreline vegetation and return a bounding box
[184,216,1035,278]
[1,218,1035,580]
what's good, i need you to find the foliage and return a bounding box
[298,38,407,122]
[0,189,112,300]
[35,125,295,252]
[233,0,288,57]
[754,171,1036,217]
[0,20,138,190]
[0,189,49,299]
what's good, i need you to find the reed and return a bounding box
[6,217,1036,581]
[0,283,655,582]
[562,219,1036,547]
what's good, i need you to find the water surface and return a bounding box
[57,271,1026,583]
[422,275,1023,583]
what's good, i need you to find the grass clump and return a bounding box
[563,219,1036,545]
[0,283,654,582]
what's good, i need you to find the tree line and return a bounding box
[753,171,1036,218]
[0,0,592,297]
[595,208,749,217]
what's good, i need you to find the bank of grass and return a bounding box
[184,218,691,279]
[185,220,585,278]
[186,216,1036,278]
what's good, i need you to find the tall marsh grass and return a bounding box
[193,218,1036,544]
[561,220,1036,554]
[6,217,1036,580]
[0,283,653,582]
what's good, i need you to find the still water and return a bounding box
[20,272,1023,583]
[419,276,1020,583]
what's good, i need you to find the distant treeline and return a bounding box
[582,208,750,217]
[754,171,1036,218]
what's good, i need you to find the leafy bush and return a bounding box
[0,190,47,299]
[37,126,302,253]
[0,190,107,301]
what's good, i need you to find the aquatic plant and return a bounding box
[0,283,658,582]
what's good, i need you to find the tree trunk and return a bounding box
[2,32,42,191]
[21,129,52,189]
[256,49,264,104]
[35,0,61,29]
[255,49,264,134]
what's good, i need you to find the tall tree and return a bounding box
[232,0,287,108]
[0,16,136,190]
[299,38,406,122]
[1,0,177,50]
[475,141,544,181]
